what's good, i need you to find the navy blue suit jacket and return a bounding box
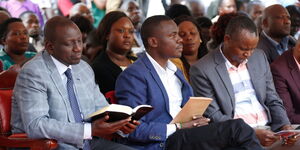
[115,53,193,150]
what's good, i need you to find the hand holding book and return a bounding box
[86,104,153,122]
[178,115,210,129]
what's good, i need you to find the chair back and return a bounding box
[0,89,13,136]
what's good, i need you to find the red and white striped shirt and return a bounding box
[220,49,268,127]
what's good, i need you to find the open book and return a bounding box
[86,104,153,122]
[170,97,212,124]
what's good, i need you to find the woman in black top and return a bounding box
[92,11,136,98]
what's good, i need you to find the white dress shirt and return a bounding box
[51,56,92,140]
[146,53,183,137]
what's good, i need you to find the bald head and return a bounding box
[69,3,93,24]
[0,11,10,24]
[262,4,291,40]
[44,16,79,42]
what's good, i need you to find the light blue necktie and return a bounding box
[65,68,90,150]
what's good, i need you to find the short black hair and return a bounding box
[196,16,213,28]
[286,5,300,16]
[0,18,22,41]
[0,6,10,15]
[225,15,257,37]
[70,15,94,35]
[141,15,172,49]
[165,4,191,19]
[96,11,129,51]
[44,16,76,42]
[174,15,200,32]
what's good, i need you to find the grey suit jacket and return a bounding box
[11,51,108,149]
[190,48,290,131]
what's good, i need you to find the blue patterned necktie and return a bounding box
[65,68,90,150]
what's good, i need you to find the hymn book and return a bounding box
[170,97,212,124]
[86,104,153,122]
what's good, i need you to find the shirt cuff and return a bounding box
[84,123,92,139]
[166,124,176,138]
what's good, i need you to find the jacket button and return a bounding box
[160,143,164,147]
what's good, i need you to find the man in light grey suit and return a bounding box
[190,16,294,147]
[11,16,138,149]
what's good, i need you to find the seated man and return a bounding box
[115,15,263,150]
[271,37,300,124]
[11,16,138,150]
[257,4,295,63]
[190,15,293,146]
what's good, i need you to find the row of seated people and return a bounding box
[0,5,299,150]
[1,14,265,150]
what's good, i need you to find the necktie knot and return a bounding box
[65,68,72,80]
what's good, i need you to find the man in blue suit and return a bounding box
[115,15,263,150]
[11,16,138,149]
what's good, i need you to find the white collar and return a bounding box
[50,55,72,76]
[145,52,177,74]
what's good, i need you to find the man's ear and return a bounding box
[223,34,231,44]
[1,36,6,45]
[262,18,268,29]
[148,37,158,48]
[45,40,54,54]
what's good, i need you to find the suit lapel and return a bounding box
[214,50,235,108]
[42,51,74,122]
[287,51,300,91]
[175,70,192,107]
[142,55,170,113]
[247,58,262,101]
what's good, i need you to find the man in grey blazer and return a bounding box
[11,16,138,149]
[190,16,293,146]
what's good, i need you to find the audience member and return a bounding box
[196,16,213,58]
[0,0,44,27]
[115,15,263,150]
[120,0,144,54]
[286,5,300,39]
[211,0,237,23]
[171,15,203,81]
[31,0,56,21]
[165,4,191,19]
[255,15,263,34]
[207,13,239,51]
[235,0,248,13]
[70,15,95,64]
[186,0,205,18]
[246,0,265,23]
[92,11,136,96]
[0,7,10,24]
[69,2,94,25]
[271,38,300,124]
[0,18,35,70]
[11,16,138,149]
[257,4,295,63]
[91,0,106,27]
[20,11,44,52]
[85,30,102,62]
[190,16,293,146]
[0,7,11,51]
